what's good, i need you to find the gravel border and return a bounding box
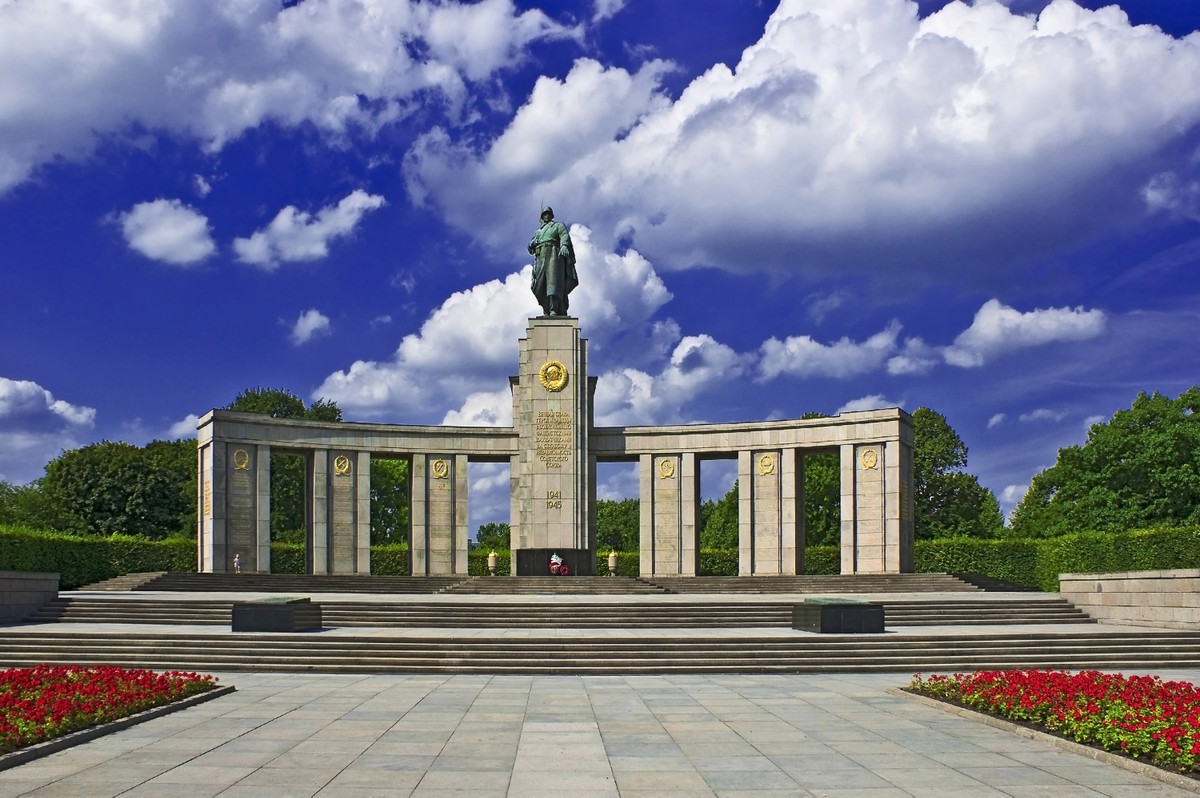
[0,684,236,772]
[886,686,1200,794]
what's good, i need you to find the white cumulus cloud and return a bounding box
[837,394,897,414]
[1018,408,1066,423]
[0,378,96,430]
[0,0,578,195]
[944,299,1107,367]
[290,309,332,346]
[235,190,386,269]
[408,0,1200,283]
[594,335,749,426]
[166,413,201,439]
[759,322,901,380]
[0,377,97,484]
[119,199,215,265]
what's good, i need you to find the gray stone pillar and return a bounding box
[410,455,428,575]
[412,453,467,575]
[326,450,366,575]
[839,444,856,574]
[357,452,372,575]
[737,450,752,576]
[454,454,469,575]
[310,450,329,574]
[680,452,699,576]
[255,447,271,574]
[638,453,699,576]
[217,443,266,574]
[782,448,804,575]
[841,442,907,573]
[512,317,593,571]
[197,440,220,573]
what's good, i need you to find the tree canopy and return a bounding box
[39,439,195,538]
[472,521,511,551]
[912,407,1004,539]
[1009,387,1200,537]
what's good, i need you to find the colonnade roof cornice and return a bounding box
[592,407,912,456]
[198,407,911,459]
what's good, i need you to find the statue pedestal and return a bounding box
[510,317,595,574]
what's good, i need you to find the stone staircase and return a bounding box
[86,572,468,594]
[24,595,1092,628]
[647,573,989,593]
[78,572,168,591]
[441,576,671,594]
[11,571,1198,674]
[2,628,1198,674]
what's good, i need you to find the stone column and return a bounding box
[357,452,372,575]
[841,442,900,573]
[781,448,804,575]
[737,450,752,576]
[254,447,271,574]
[680,452,699,576]
[638,453,699,576]
[410,455,428,576]
[197,440,220,573]
[412,453,466,575]
[326,450,363,574]
[511,317,593,573]
[217,443,265,574]
[454,454,469,575]
[736,449,791,575]
[310,450,329,575]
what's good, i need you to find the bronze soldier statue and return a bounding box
[528,206,578,316]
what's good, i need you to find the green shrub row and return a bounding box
[0,526,195,589]
[7,524,1200,591]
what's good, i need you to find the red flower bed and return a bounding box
[0,664,217,754]
[909,669,1200,773]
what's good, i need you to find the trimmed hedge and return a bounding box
[6,524,1200,591]
[0,526,194,589]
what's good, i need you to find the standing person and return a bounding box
[233,553,241,574]
[528,206,578,316]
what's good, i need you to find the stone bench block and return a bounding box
[793,598,885,634]
[232,598,322,632]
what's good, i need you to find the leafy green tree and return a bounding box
[371,458,409,544]
[41,441,192,538]
[473,521,511,550]
[1009,387,1200,537]
[912,407,1004,539]
[700,482,738,549]
[803,452,840,546]
[596,498,640,551]
[0,479,68,530]
[225,388,344,541]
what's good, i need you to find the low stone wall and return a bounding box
[0,571,59,625]
[1060,569,1200,629]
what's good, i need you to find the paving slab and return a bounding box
[2,669,1199,796]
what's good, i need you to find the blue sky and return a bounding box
[2,0,1199,530]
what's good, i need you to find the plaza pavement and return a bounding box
[2,590,1200,796]
[4,667,1200,797]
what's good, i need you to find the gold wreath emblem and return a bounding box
[658,458,676,479]
[232,449,250,470]
[758,454,775,476]
[861,449,879,470]
[333,455,351,476]
[431,459,449,479]
[539,360,569,392]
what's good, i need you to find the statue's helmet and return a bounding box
[540,206,554,220]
